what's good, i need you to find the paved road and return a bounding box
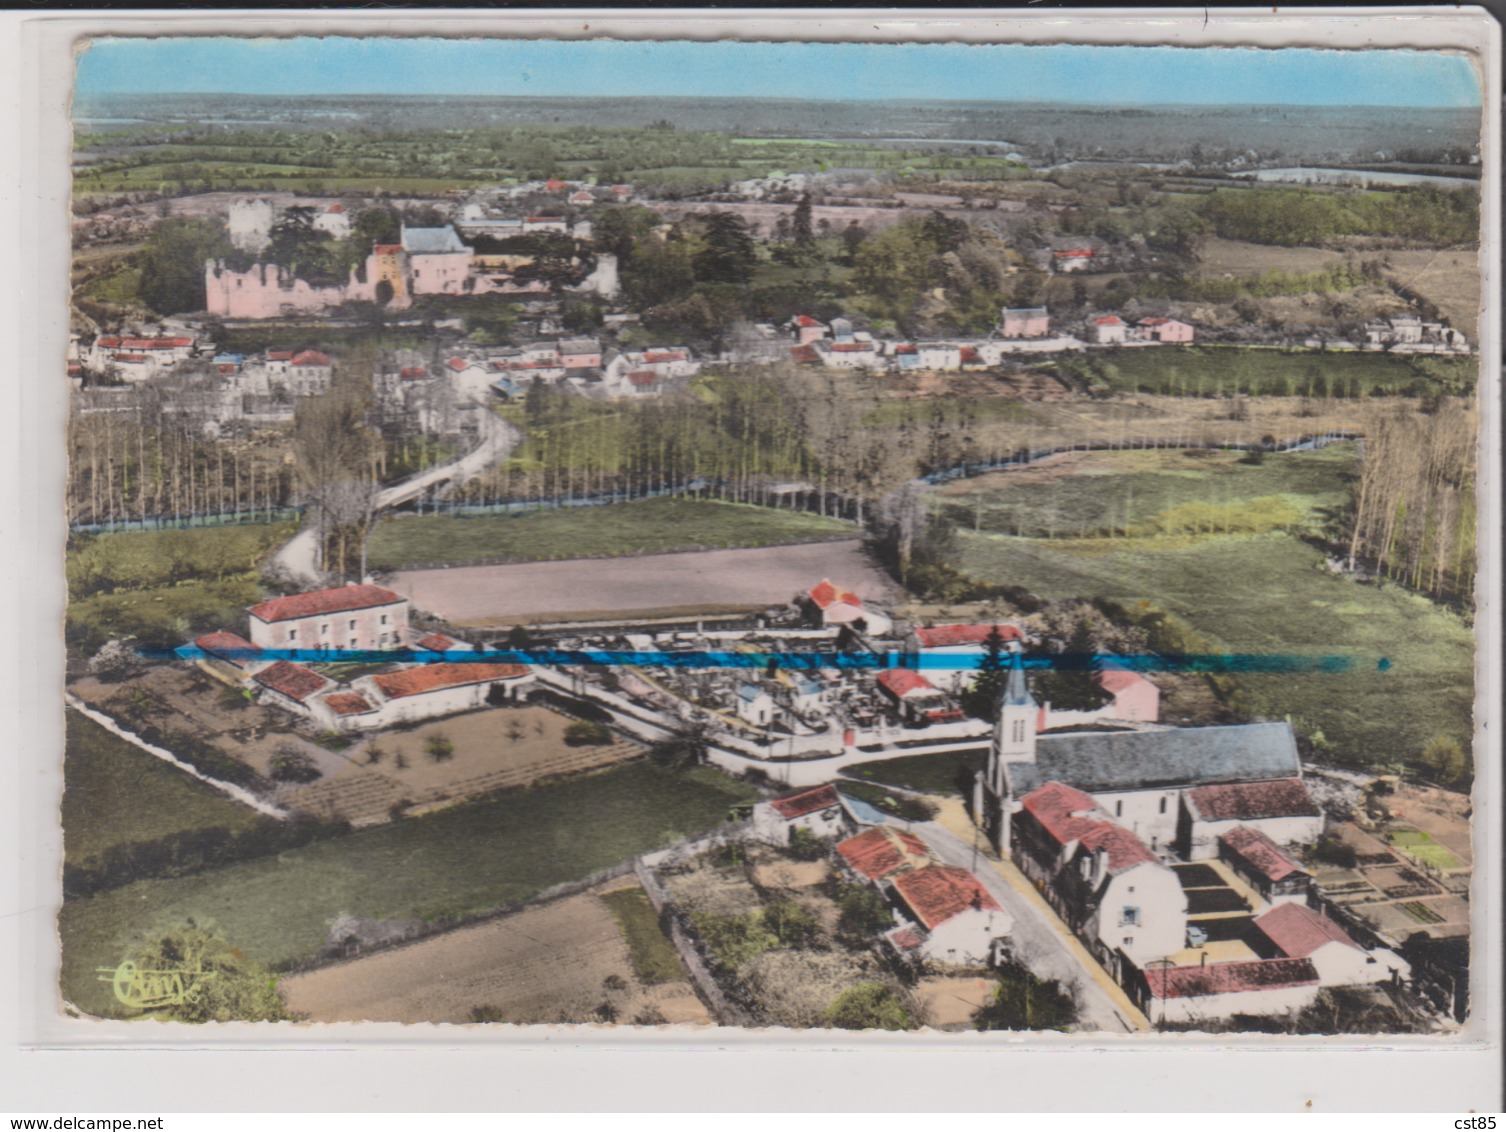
[270,406,521,587]
[912,813,1148,1034]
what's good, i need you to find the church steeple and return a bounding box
[1003,647,1034,710]
[989,649,1038,793]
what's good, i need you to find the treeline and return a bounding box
[1198,186,1479,248]
[1345,400,1476,603]
[65,811,349,899]
[67,395,296,528]
[67,523,295,600]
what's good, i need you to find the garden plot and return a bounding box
[280,885,710,1026]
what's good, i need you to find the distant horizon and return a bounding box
[74,38,1482,108]
[77,91,1480,114]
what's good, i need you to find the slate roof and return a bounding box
[1007,721,1300,795]
[402,226,469,254]
[1187,778,1319,823]
[769,784,840,821]
[249,584,405,624]
[1255,902,1360,959]
[892,865,1001,930]
[1145,958,1320,1000]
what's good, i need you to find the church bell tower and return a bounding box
[978,649,1038,854]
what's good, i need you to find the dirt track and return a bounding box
[386,540,892,625]
[280,885,710,1026]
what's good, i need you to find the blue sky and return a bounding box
[75,37,1481,108]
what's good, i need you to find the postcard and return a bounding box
[38,12,1497,1065]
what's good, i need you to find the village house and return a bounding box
[1039,664,1162,729]
[1052,247,1101,273]
[1135,957,1322,1026]
[1137,317,1196,344]
[1250,902,1410,988]
[313,203,351,240]
[331,661,534,729]
[837,826,937,883]
[735,683,777,728]
[245,583,411,653]
[904,623,1025,692]
[600,347,699,397]
[751,783,847,847]
[1013,780,1188,976]
[1216,826,1313,905]
[1000,306,1051,339]
[286,350,333,397]
[886,865,1012,967]
[812,336,884,370]
[802,578,892,636]
[251,659,336,714]
[90,335,198,379]
[790,315,829,345]
[1363,313,1469,354]
[1179,779,1325,862]
[1092,315,1128,345]
[875,668,963,726]
[174,630,266,684]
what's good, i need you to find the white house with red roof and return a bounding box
[836,826,937,884]
[90,334,198,379]
[804,578,891,636]
[1052,247,1100,274]
[1039,664,1162,730]
[1251,902,1409,987]
[1000,306,1050,339]
[1013,780,1188,970]
[252,660,336,713]
[175,631,267,683]
[789,315,829,346]
[1092,315,1128,345]
[751,783,848,847]
[1216,826,1313,905]
[1138,956,1322,1025]
[904,623,1025,691]
[887,864,1012,967]
[875,668,962,725]
[1180,779,1324,861]
[313,203,351,239]
[287,350,333,396]
[341,661,534,728]
[246,584,410,653]
[443,356,495,400]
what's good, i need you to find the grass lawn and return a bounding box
[934,445,1355,540]
[600,886,686,985]
[59,763,755,1018]
[1047,347,1476,399]
[1387,829,1462,870]
[954,527,1474,773]
[62,710,265,869]
[366,497,857,571]
[842,749,988,796]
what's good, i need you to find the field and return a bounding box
[1382,248,1482,339]
[280,883,708,1025]
[66,522,298,651]
[386,539,891,625]
[954,527,1474,773]
[59,761,755,1018]
[934,445,1355,540]
[1387,829,1462,871]
[842,750,986,796]
[366,497,857,571]
[1046,347,1476,400]
[601,885,688,985]
[62,710,264,869]
[1197,237,1348,276]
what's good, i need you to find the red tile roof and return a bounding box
[1188,778,1318,823]
[545,178,566,191]
[115,336,193,349]
[268,350,295,361]
[96,336,119,348]
[889,927,924,951]
[877,668,935,699]
[808,578,861,610]
[1094,316,1124,326]
[415,633,457,652]
[830,342,873,352]
[326,203,346,213]
[370,661,528,700]
[525,215,564,224]
[769,783,840,821]
[789,345,820,364]
[1145,958,1320,1000]
[322,691,376,716]
[400,366,429,380]
[1055,248,1095,258]
[253,661,331,703]
[1219,826,1308,884]
[836,826,934,881]
[290,350,331,367]
[1022,781,1158,874]
[114,353,149,363]
[249,584,405,624]
[895,344,918,355]
[446,357,470,372]
[194,631,263,666]
[892,865,1001,930]
[960,346,980,363]
[1255,902,1360,959]
[794,315,824,328]
[642,350,687,363]
[1099,666,1155,696]
[1138,317,1170,327]
[373,244,403,255]
[627,371,659,386]
[913,623,1023,649]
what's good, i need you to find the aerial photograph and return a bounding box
[60,35,1482,1035]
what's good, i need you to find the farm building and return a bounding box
[1216,826,1313,905]
[246,584,411,653]
[836,826,936,884]
[1179,779,1324,862]
[751,783,848,847]
[886,864,1011,967]
[1250,902,1410,988]
[1000,307,1050,339]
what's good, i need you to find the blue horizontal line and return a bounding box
[156,647,1363,675]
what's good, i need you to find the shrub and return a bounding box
[425,734,455,763]
[1310,835,1359,870]
[1419,735,1468,788]
[824,982,913,1031]
[763,899,820,948]
[836,884,893,938]
[269,744,321,784]
[564,720,613,747]
[787,826,831,862]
